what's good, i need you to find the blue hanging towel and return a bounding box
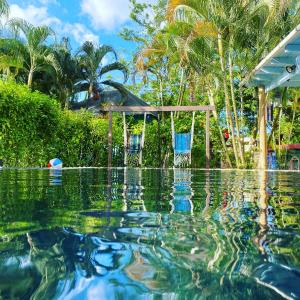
[129,134,141,154]
[174,133,191,154]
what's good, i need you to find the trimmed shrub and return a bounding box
[0,81,113,167]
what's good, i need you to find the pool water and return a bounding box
[0,168,299,300]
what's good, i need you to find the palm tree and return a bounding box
[8,19,61,88]
[76,41,128,98]
[166,0,249,167]
[51,38,81,107]
[166,0,298,167]
[0,0,8,17]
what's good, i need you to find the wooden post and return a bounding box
[206,110,210,169]
[108,110,113,168]
[123,112,127,166]
[258,86,267,170]
[157,113,162,167]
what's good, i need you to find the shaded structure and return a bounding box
[102,106,214,168]
[242,25,300,170]
[70,88,156,117]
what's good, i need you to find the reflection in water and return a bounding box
[123,168,145,212]
[49,169,62,186]
[0,169,299,299]
[171,169,193,214]
[254,171,269,255]
[252,171,300,299]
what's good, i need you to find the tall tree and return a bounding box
[8,19,61,88]
[51,38,81,107]
[76,41,128,98]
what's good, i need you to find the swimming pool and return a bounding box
[0,168,299,299]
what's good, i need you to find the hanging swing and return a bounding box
[123,112,147,167]
[171,111,195,167]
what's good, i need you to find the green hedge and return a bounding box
[0,81,118,167]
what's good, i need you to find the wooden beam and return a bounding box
[258,86,267,170]
[108,110,113,168]
[206,110,210,169]
[101,105,214,112]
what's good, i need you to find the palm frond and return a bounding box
[99,62,128,83]
[0,0,9,17]
[8,18,33,37]
[167,0,186,21]
[96,45,117,61]
[43,52,62,76]
[101,79,129,101]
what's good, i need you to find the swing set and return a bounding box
[102,105,214,168]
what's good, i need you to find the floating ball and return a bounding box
[47,158,63,169]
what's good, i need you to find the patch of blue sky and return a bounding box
[5,0,154,57]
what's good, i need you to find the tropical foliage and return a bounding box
[121,0,300,168]
[0,11,128,107]
[0,0,299,168]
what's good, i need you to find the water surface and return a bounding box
[0,168,299,299]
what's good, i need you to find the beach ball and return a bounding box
[47,158,63,169]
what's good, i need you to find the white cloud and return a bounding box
[80,0,131,30]
[80,0,157,31]
[6,4,99,45]
[38,0,59,5]
[62,23,99,44]
[9,4,61,26]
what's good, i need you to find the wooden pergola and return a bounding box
[102,105,215,169]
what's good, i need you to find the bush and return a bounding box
[0,81,114,167]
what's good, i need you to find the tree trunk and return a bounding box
[217,33,240,167]
[228,49,245,166]
[278,108,282,154]
[208,89,233,168]
[258,86,267,170]
[175,68,187,118]
[27,68,34,88]
[89,82,93,97]
[284,98,297,165]
[240,89,245,155]
[267,107,281,145]
[158,75,164,107]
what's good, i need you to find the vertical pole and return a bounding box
[123,112,127,166]
[258,86,267,170]
[108,109,113,168]
[139,113,147,166]
[157,113,162,167]
[171,112,175,167]
[190,111,196,165]
[206,110,210,169]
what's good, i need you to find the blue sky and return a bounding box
[6,0,156,59]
